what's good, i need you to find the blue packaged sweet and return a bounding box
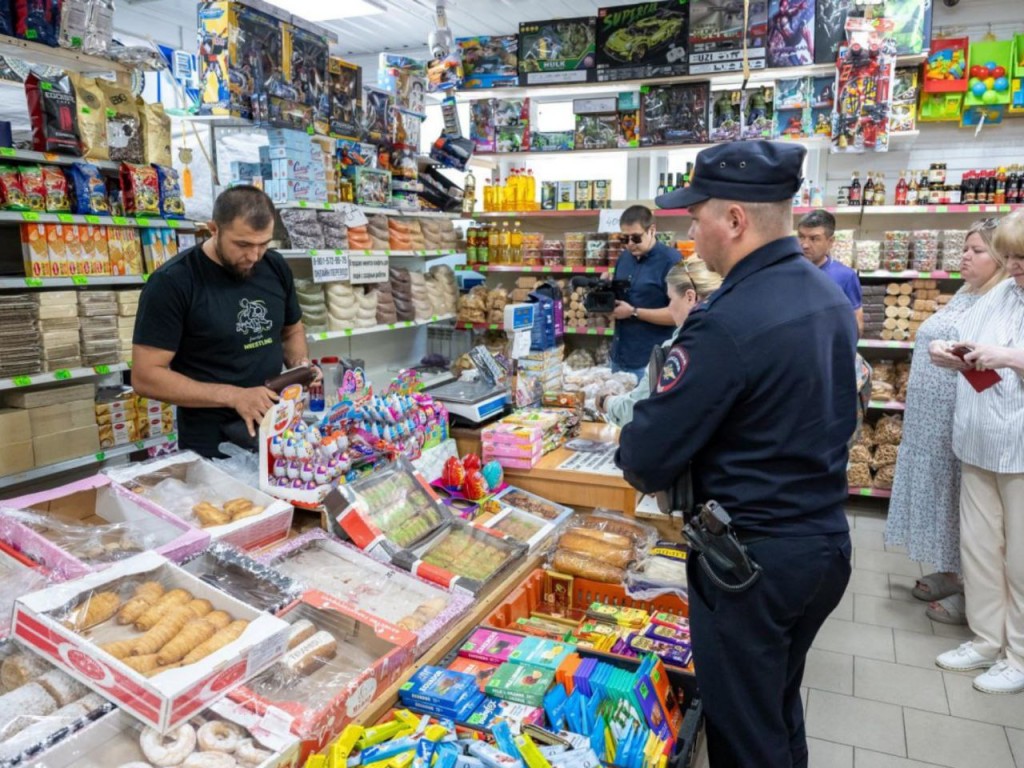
[153,164,185,219]
[67,162,110,215]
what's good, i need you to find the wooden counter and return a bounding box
[453,422,639,515]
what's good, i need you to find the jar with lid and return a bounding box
[584,233,608,268]
[564,232,586,267]
[522,232,543,265]
[541,240,565,266]
[928,163,947,186]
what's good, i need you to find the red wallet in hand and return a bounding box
[952,345,1002,393]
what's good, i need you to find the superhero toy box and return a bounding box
[198,1,288,120]
[12,551,290,733]
[458,35,518,89]
[688,0,766,74]
[518,17,597,86]
[229,591,417,763]
[327,56,361,139]
[0,475,210,582]
[767,0,816,68]
[640,82,709,145]
[596,1,690,82]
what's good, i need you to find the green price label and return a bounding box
[53,369,72,380]
[0,148,15,157]
[93,365,111,375]
[12,375,32,387]
[71,275,88,286]
[165,219,180,228]
[308,249,318,256]
[334,249,344,256]
[141,273,149,282]
[489,324,499,330]
[95,451,106,462]
[106,108,116,118]
[306,126,315,135]
[541,267,552,273]
[126,359,133,368]
[112,216,128,226]
[858,488,872,497]
[322,203,332,210]
[587,329,598,335]
[936,205,949,213]
[21,211,40,222]
[388,323,396,329]
[134,440,145,449]
[585,267,596,273]
[431,315,439,322]
[298,201,309,208]
[57,213,74,223]
[24,277,43,288]
[417,250,426,256]
[71,36,82,47]
[344,329,353,336]
[317,332,328,340]
[167,432,177,442]
[85,215,101,224]
[364,250,372,256]
[80,106,92,114]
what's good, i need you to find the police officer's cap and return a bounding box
[655,140,806,210]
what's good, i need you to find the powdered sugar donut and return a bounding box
[235,739,273,767]
[183,752,236,768]
[197,720,244,753]
[140,724,197,767]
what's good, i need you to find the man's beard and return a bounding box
[215,239,255,281]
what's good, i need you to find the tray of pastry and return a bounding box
[178,543,303,616]
[12,552,289,733]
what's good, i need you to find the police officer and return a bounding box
[616,141,856,768]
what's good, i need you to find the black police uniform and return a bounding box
[615,141,857,768]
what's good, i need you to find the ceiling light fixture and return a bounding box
[263,0,386,22]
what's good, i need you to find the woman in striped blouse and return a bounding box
[930,210,1024,694]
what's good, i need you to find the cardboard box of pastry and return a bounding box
[228,591,417,763]
[0,640,116,767]
[0,476,211,582]
[104,452,294,552]
[12,552,291,734]
[18,692,300,768]
[0,547,49,642]
[257,529,473,656]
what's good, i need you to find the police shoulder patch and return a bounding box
[657,347,689,393]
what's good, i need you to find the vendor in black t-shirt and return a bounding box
[132,186,310,458]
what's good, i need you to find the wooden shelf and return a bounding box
[0,33,126,74]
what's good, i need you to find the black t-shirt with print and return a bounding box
[133,244,302,457]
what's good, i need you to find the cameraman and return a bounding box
[609,205,681,381]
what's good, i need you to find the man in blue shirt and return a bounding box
[610,205,681,381]
[798,209,864,335]
[617,141,857,768]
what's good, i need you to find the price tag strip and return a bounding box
[311,250,350,284]
[556,442,623,477]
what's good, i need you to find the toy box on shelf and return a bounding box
[961,39,1012,125]
[20,700,301,768]
[0,476,210,582]
[458,35,519,89]
[1012,33,1024,115]
[640,82,709,146]
[689,0,766,74]
[831,17,897,153]
[595,0,690,82]
[12,551,290,733]
[891,67,919,132]
[328,56,362,139]
[104,451,294,552]
[518,17,597,86]
[257,529,473,656]
[228,590,417,762]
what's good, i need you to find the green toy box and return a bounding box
[964,39,1012,108]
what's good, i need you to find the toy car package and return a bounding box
[518,17,597,86]
[596,1,690,82]
[458,35,518,89]
[68,162,110,215]
[688,0,767,74]
[328,56,361,138]
[154,164,186,219]
[25,73,81,156]
[640,82,709,145]
[767,0,816,67]
[120,163,161,217]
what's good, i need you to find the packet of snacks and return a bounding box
[68,162,110,215]
[153,164,185,219]
[120,162,160,217]
[0,167,28,210]
[42,165,70,212]
[19,165,46,211]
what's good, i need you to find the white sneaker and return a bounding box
[973,662,1024,694]
[936,642,997,671]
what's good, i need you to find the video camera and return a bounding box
[569,276,631,314]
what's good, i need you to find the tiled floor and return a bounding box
[805,505,1024,768]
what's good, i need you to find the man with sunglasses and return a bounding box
[616,141,857,768]
[610,205,681,381]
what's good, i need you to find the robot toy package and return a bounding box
[688,0,767,74]
[767,0,816,68]
[773,77,810,138]
[328,56,361,139]
[458,35,518,89]
[640,82,709,146]
[596,0,689,82]
[518,17,596,85]
[287,25,329,110]
[709,89,742,142]
[741,85,774,140]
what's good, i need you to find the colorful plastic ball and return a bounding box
[972,81,988,98]
[984,76,996,90]
[982,89,1000,104]
[481,460,504,491]
[969,77,981,88]
[995,76,1010,92]
[971,65,987,78]
[985,60,998,72]
[994,65,1007,78]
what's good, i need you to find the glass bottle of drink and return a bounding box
[1008,166,1021,204]
[498,221,510,264]
[873,172,886,206]
[960,171,973,204]
[895,171,908,206]
[491,178,502,212]
[849,171,861,207]
[462,169,476,216]
[466,225,477,264]
[487,222,499,264]
[482,178,492,212]
[995,167,1008,205]
[906,172,918,205]
[525,170,536,210]
[510,221,523,263]
[656,174,667,197]
[863,172,874,207]
[985,170,997,204]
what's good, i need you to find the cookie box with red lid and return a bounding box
[229,590,417,763]
[12,551,290,733]
[104,451,295,551]
[0,475,211,582]
[256,528,473,655]
[19,698,300,768]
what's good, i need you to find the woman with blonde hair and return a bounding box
[600,258,722,427]
[885,219,1007,625]
[929,211,1024,692]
